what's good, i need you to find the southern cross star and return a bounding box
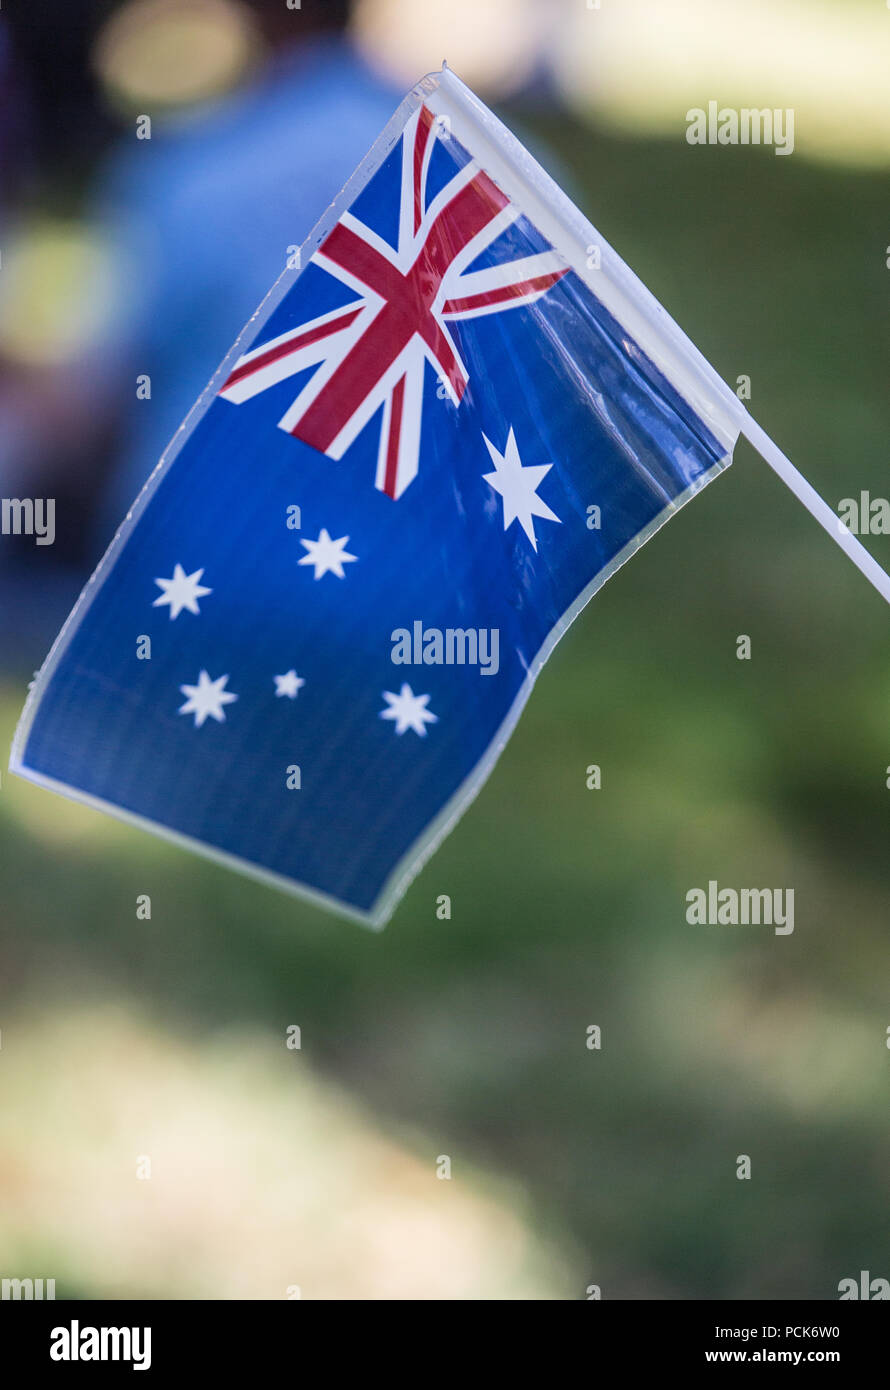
[178,670,238,727]
[482,427,561,551]
[380,683,437,737]
[153,564,212,619]
[274,670,306,699]
[298,528,357,580]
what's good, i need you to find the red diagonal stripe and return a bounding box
[222,306,362,390]
[416,170,510,290]
[413,104,435,235]
[441,268,568,317]
[320,221,405,301]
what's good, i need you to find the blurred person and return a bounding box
[92,0,402,542]
[0,0,400,671]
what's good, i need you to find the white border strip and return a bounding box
[425,66,747,454]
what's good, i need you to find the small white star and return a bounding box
[274,670,305,699]
[178,670,238,728]
[153,563,212,619]
[298,528,357,580]
[380,683,438,737]
[482,427,561,551]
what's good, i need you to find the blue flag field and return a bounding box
[11,67,749,924]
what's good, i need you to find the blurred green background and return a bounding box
[1,0,889,1299]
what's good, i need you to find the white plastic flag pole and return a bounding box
[740,412,890,608]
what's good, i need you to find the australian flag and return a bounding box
[10,68,742,925]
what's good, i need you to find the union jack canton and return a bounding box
[218,101,567,500]
[11,67,743,925]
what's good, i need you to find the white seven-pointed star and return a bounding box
[274,670,305,699]
[153,563,212,619]
[178,670,238,727]
[298,528,357,579]
[482,427,561,552]
[380,683,438,737]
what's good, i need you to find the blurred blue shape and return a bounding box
[95,35,401,541]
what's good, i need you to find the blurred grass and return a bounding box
[2,113,890,1299]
